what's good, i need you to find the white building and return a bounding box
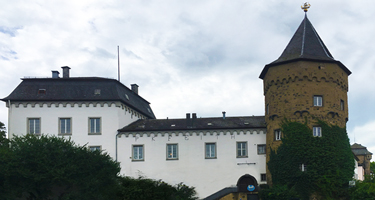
[117,114,267,198]
[2,66,155,157]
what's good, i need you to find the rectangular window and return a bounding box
[59,118,71,134]
[313,127,322,137]
[89,146,101,152]
[340,99,344,111]
[313,96,323,106]
[257,144,266,155]
[28,118,40,135]
[132,145,144,161]
[275,129,282,141]
[300,163,307,172]
[205,143,216,159]
[237,142,248,158]
[261,174,267,182]
[167,144,178,160]
[88,117,101,134]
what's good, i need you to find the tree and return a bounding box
[350,174,375,200]
[1,134,120,200]
[267,120,354,199]
[0,121,8,147]
[116,176,198,200]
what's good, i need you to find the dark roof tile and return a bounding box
[118,116,266,132]
[260,14,351,79]
[2,77,156,119]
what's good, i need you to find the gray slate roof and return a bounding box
[351,143,373,156]
[2,77,156,119]
[260,14,351,79]
[118,116,266,132]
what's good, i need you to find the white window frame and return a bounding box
[275,129,282,141]
[27,118,41,135]
[132,145,144,161]
[59,118,72,135]
[89,146,101,152]
[236,142,248,158]
[313,95,323,107]
[167,144,178,160]
[313,126,322,137]
[205,143,217,159]
[88,117,101,135]
[257,144,266,155]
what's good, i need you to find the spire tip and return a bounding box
[301,2,311,12]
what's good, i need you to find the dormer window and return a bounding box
[38,89,46,94]
[94,89,101,95]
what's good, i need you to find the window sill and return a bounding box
[166,158,179,161]
[236,156,248,158]
[88,132,102,135]
[58,133,72,136]
[132,159,144,162]
[205,157,217,159]
[28,133,41,136]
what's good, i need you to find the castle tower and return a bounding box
[259,11,351,183]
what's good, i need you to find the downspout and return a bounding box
[116,131,119,161]
[7,100,11,139]
[115,130,122,162]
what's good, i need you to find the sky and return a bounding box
[1,0,374,156]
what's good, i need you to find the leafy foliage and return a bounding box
[268,120,354,199]
[350,174,375,200]
[0,121,8,147]
[0,134,120,200]
[259,184,299,200]
[116,176,198,200]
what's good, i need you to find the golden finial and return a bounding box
[301,2,311,12]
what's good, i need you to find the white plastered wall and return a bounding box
[117,129,267,198]
[7,101,142,157]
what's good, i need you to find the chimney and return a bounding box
[52,70,60,78]
[186,113,190,119]
[222,111,226,119]
[131,84,139,94]
[192,113,197,128]
[61,66,71,78]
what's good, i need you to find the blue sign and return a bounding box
[247,185,255,191]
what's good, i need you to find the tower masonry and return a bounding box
[259,13,351,183]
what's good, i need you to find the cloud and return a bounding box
[0,0,375,147]
[0,26,23,37]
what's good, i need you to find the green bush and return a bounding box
[116,176,198,200]
[259,184,299,200]
[350,175,375,200]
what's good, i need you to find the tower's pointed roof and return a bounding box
[260,14,351,79]
[273,14,334,63]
